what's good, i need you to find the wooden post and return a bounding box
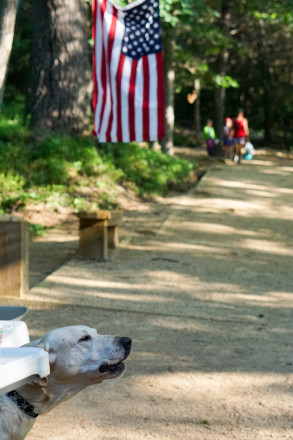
[108,226,119,249]
[107,211,122,249]
[78,211,111,260]
[0,216,29,297]
[78,210,123,260]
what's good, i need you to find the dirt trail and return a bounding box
[4,149,293,440]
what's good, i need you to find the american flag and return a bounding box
[92,0,165,143]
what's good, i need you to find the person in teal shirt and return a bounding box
[203,119,216,156]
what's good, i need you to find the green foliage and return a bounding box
[29,224,49,237]
[3,0,293,150]
[173,131,196,147]
[0,172,26,213]
[111,0,128,6]
[160,0,201,26]
[100,142,194,195]
[0,103,196,214]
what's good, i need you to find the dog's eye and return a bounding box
[78,335,91,343]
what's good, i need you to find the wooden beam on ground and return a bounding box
[0,216,29,297]
[78,210,123,260]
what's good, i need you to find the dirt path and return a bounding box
[4,149,293,440]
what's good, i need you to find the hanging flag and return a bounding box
[92,0,165,143]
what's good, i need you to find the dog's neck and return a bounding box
[2,380,93,440]
[14,376,98,415]
[11,383,52,416]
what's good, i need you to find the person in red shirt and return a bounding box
[231,109,249,164]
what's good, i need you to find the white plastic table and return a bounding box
[0,320,30,347]
[0,347,50,395]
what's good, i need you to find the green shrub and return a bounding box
[100,143,194,195]
[29,158,68,185]
[174,131,197,147]
[0,172,26,212]
[0,103,196,214]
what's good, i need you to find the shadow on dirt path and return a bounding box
[6,148,293,440]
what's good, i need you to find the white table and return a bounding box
[0,347,50,395]
[0,320,30,347]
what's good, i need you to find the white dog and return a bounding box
[0,325,132,440]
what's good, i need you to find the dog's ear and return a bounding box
[48,348,57,365]
[26,337,57,366]
[41,341,57,366]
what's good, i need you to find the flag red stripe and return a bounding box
[93,0,165,143]
[116,54,125,142]
[156,52,165,139]
[98,0,107,134]
[92,0,98,135]
[128,59,138,142]
[105,8,118,141]
[142,57,150,141]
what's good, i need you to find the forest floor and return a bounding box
[3,147,293,440]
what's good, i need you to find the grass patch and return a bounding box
[100,142,195,196]
[0,102,197,216]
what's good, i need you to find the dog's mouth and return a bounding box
[98,337,131,377]
[99,361,125,376]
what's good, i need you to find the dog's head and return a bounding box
[28,325,131,386]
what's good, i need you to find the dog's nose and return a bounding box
[119,337,132,349]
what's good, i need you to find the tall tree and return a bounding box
[160,0,205,152]
[228,0,293,147]
[27,0,92,135]
[0,0,19,112]
[161,26,175,155]
[212,0,232,154]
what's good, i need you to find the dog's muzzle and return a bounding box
[99,336,132,375]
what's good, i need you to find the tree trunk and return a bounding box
[0,0,19,113]
[28,0,92,135]
[213,81,226,148]
[161,27,175,155]
[257,19,272,144]
[261,70,271,143]
[213,50,228,157]
[213,0,231,156]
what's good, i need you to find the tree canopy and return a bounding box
[1,0,292,147]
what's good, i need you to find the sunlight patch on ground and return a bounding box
[173,221,259,237]
[207,178,266,189]
[247,159,278,166]
[261,167,293,177]
[35,235,78,243]
[126,240,230,254]
[270,291,293,301]
[280,166,293,172]
[245,189,276,198]
[36,275,179,300]
[147,317,214,332]
[241,238,293,256]
[209,290,293,308]
[179,197,293,220]
[28,284,177,307]
[188,197,261,211]
[202,176,293,196]
[212,292,281,304]
[130,371,293,397]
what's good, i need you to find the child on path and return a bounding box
[223,117,234,159]
[203,119,216,156]
[231,109,249,164]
